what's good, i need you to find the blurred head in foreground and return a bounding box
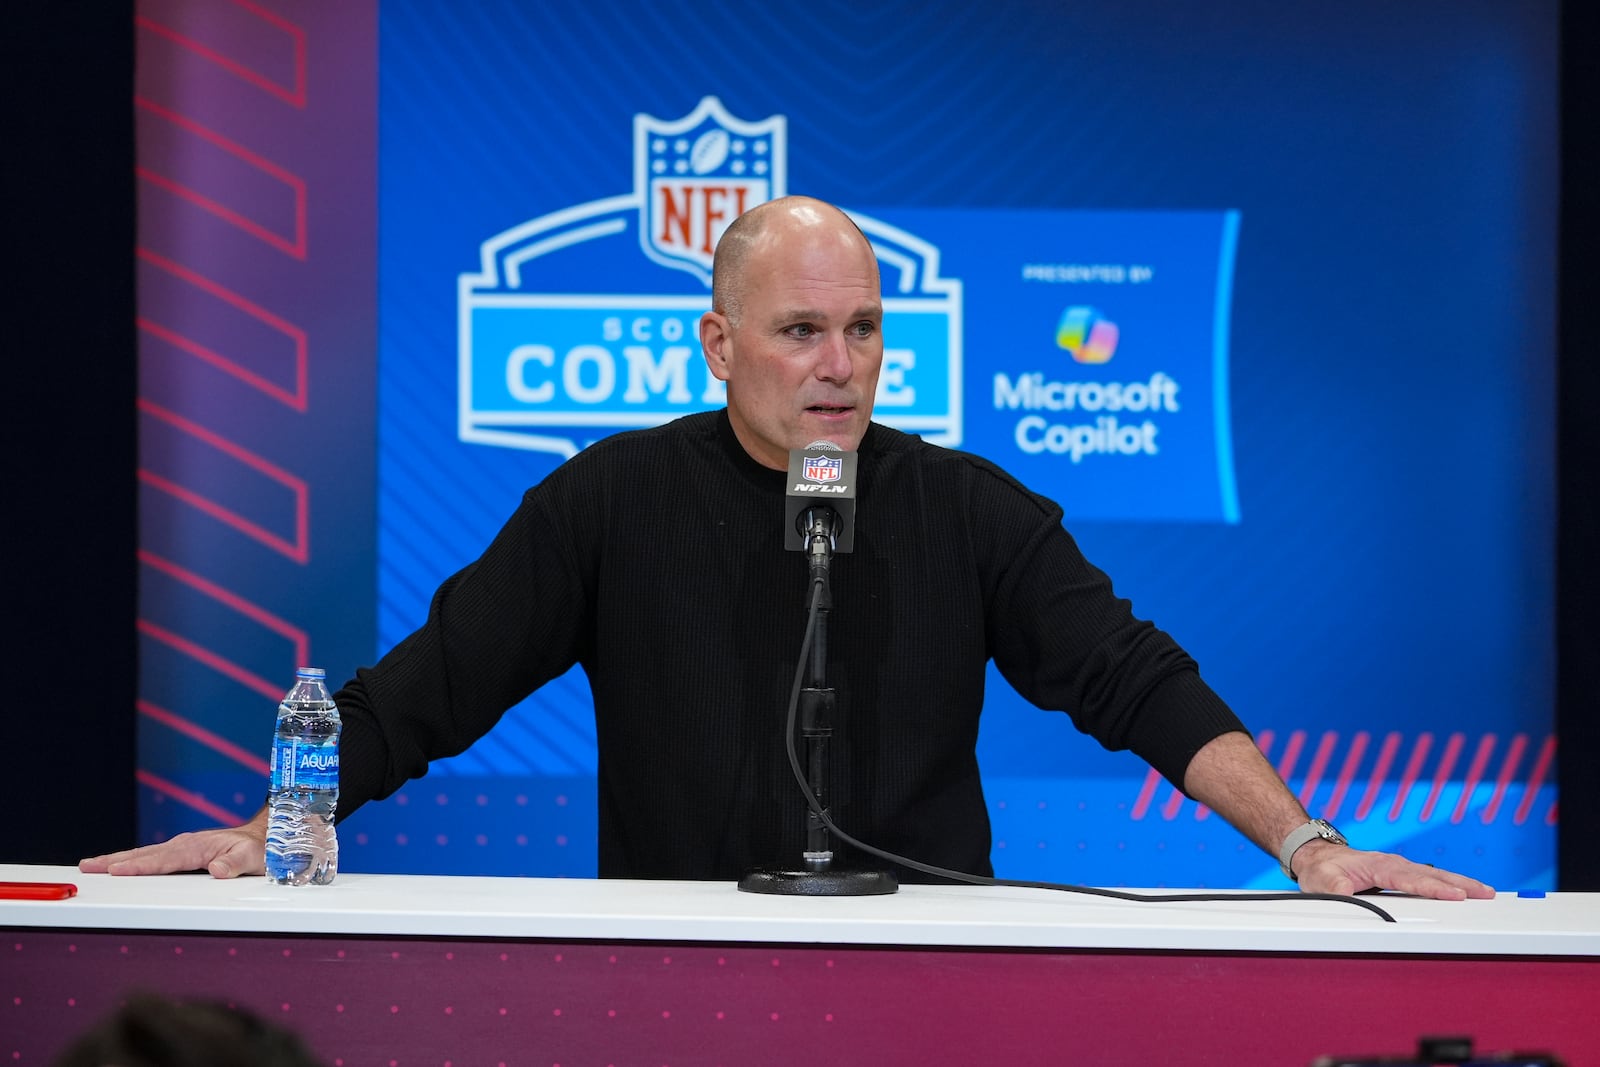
[52,994,325,1067]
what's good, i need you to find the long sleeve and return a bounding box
[334,479,594,820]
[325,411,1245,879]
[969,460,1244,788]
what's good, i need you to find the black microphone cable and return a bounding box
[779,576,1399,923]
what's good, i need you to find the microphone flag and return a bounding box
[784,441,858,553]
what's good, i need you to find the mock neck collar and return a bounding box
[713,409,880,489]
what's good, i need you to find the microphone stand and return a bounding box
[738,508,898,896]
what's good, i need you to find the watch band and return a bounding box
[1277,818,1348,880]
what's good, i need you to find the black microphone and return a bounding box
[739,437,896,896]
[784,441,858,553]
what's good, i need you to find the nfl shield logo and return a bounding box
[634,96,787,286]
[803,455,842,482]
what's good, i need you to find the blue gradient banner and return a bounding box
[870,206,1241,522]
[352,0,1559,890]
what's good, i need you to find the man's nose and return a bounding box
[816,331,852,382]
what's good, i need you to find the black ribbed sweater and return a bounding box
[334,410,1243,880]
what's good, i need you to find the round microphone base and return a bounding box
[736,866,899,896]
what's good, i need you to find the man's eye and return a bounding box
[787,324,814,338]
[851,321,876,337]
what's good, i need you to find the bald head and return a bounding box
[711,196,878,327]
[697,194,885,469]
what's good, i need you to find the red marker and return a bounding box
[0,881,78,900]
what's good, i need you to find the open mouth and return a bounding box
[806,404,853,416]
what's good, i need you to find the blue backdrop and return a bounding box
[137,0,1559,891]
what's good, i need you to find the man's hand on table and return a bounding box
[1292,838,1496,900]
[79,808,269,879]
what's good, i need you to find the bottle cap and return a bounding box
[295,666,327,679]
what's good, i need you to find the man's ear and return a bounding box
[700,310,732,382]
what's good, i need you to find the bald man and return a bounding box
[85,197,1491,900]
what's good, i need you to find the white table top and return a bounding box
[3,864,1595,957]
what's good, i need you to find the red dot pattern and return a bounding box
[13,928,1599,1063]
[6,932,873,1064]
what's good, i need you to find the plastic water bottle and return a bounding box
[265,667,341,885]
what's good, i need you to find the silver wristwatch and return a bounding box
[1277,818,1348,881]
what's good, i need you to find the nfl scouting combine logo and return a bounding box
[459,97,964,458]
[638,104,782,285]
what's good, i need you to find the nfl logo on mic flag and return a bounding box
[804,455,842,482]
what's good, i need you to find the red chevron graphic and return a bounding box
[139,699,270,775]
[136,768,247,826]
[1419,732,1464,823]
[1480,733,1527,824]
[1517,735,1556,825]
[1127,730,1556,827]
[138,549,310,664]
[136,167,304,260]
[136,248,307,410]
[1452,733,1498,824]
[134,2,306,108]
[1356,732,1403,821]
[137,619,282,703]
[136,399,309,562]
[135,95,307,259]
[1325,730,1369,821]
